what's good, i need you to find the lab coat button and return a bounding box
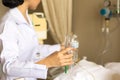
[36,52,40,57]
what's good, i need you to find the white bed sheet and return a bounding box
[54,58,119,80]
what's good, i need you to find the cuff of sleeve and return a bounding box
[33,64,48,79]
[51,44,61,51]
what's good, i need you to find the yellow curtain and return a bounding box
[42,0,73,43]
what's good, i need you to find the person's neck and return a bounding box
[17,4,29,24]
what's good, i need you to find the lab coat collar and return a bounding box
[9,7,32,25]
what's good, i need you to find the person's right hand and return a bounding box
[35,47,74,68]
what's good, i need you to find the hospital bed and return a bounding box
[53,57,120,80]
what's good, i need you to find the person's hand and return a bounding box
[36,47,74,68]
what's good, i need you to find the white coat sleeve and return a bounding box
[0,21,48,79]
[37,44,61,60]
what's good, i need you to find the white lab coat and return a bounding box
[0,8,61,80]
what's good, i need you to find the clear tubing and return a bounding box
[100,19,111,65]
[97,16,120,65]
[96,19,111,65]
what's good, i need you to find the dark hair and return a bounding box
[2,0,24,8]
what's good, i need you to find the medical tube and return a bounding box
[101,19,110,56]
[97,18,111,65]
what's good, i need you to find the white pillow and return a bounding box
[105,62,120,74]
[105,62,120,80]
